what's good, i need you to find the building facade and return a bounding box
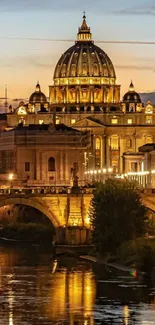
[0,14,155,185]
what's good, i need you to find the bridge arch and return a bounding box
[0,197,61,228]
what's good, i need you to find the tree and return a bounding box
[90,179,148,255]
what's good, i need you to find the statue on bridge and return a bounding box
[71,162,80,193]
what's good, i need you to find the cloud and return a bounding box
[114,1,155,16]
[0,54,56,69]
[115,64,154,71]
[0,0,103,12]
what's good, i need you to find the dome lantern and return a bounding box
[77,12,92,42]
[35,81,41,92]
[129,80,134,92]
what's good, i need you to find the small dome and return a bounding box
[29,83,47,104]
[54,15,116,84]
[123,81,141,103]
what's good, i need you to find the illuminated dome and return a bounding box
[54,14,116,86]
[123,81,141,104]
[29,83,47,104]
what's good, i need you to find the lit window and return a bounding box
[19,118,25,125]
[39,120,44,124]
[71,119,76,125]
[111,118,118,124]
[127,119,132,124]
[145,103,153,114]
[56,118,60,125]
[17,106,27,115]
[146,116,152,124]
[96,137,101,150]
[110,135,119,150]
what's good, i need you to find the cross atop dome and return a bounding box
[77,13,92,41]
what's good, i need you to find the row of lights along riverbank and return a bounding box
[85,168,113,175]
[85,169,155,176]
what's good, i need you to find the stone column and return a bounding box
[119,138,124,173]
[101,86,104,103]
[90,87,94,104]
[54,87,56,104]
[39,152,42,181]
[101,135,106,168]
[60,152,63,182]
[66,86,69,103]
[106,136,110,167]
[76,86,80,104]
[104,87,107,102]
[34,149,37,180]
[65,152,69,185]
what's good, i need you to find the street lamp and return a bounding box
[8,173,14,188]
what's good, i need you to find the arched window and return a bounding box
[48,157,55,172]
[82,63,87,75]
[96,137,101,150]
[110,135,119,150]
[93,63,98,75]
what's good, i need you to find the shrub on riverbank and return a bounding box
[0,223,55,244]
[90,179,149,256]
[117,238,155,271]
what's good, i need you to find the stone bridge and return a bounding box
[0,189,93,245]
[0,187,155,245]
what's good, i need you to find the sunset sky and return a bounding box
[0,0,155,102]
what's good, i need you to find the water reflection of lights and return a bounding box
[52,259,58,273]
[8,288,14,325]
[44,269,96,323]
[124,305,130,325]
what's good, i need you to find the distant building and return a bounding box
[0,14,155,185]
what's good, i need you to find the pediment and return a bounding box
[74,117,105,129]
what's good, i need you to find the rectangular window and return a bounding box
[71,119,76,125]
[25,162,30,172]
[146,116,152,124]
[127,118,132,124]
[56,118,60,125]
[111,119,118,124]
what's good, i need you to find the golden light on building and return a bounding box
[49,14,120,106]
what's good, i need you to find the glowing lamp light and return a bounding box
[103,168,106,173]
[9,173,14,181]
[108,168,113,173]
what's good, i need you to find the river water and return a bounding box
[0,245,155,325]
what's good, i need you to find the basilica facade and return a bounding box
[0,14,155,186]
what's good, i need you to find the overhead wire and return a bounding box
[0,37,155,45]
